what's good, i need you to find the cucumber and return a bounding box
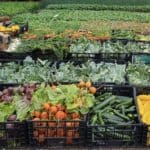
[103,114,124,124]
[121,105,125,115]
[113,110,130,121]
[91,114,98,125]
[94,95,116,110]
[98,112,105,125]
[126,106,136,113]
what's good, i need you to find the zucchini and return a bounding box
[91,114,98,125]
[94,95,116,110]
[125,106,136,113]
[113,110,130,121]
[98,112,105,125]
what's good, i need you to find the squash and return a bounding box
[137,98,144,116]
[138,95,150,101]
[143,101,150,115]
[142,111,150,124]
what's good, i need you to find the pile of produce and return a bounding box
[89,92,137,141]
[0,57,126,84]
[126,62,150,86]
[0,82,96,122]
[12,36,150,54]
[70,39,150,53]
[90,93,137,125]
[16,37,72,59]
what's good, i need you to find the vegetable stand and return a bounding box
[0,82,147,148]
[0,41,149,148]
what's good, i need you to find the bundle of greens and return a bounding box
[51,61,126,83]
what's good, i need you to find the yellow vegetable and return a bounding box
[138,95,150,101]
[143,101,150,115]
[142,111,150,124]
[137,98,144,116]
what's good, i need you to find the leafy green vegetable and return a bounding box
[13,94,30,121]
[0,102,15,122]
[31,84,95,115]
[0,58,126,84]
[126,62,150,86]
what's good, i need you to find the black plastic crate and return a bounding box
[0,121,28,148]
[111,38,150,45]
[66,53,132,64]
[135,87,150,146]
[87,85,142,147]
[27,120,86,148]
[132,53,150,64]
[0,50,57,63]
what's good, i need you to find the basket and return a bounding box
[132,53,150,64]
[0,121,28,148]
[66,53,132,64]
[87,85,142,147]
[27,119,86,148]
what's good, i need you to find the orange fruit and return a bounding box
[41,112,48,119]
[89,87,97,94]
[85,81,92,88]
[43,103,50,111]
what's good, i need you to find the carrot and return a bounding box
[33,111,41,118]
[71,113,80,119]
[85,81,92,88]
[41,112,48,119]
[66,130,74,144]
[38,128,46,135]
[55,111,66,120]
[48,122,56,127]
[66,122,73,127]
[38,134,45,143]
[33,117,40,126]
[50,106,58,114]
[33,130,39,137]
[57,128,64,137]
[43,103,50,111]
[67,130,74,137]
[41,121,47,127]
[56,104,65,111]
[89,86,97,94]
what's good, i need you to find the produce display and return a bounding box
[0,57,126,84]
[0,82,96,122]
[0,0,150,148]
[16,37,72,59]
